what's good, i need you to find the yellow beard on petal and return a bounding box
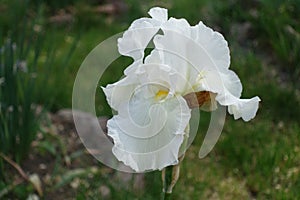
[155,90,169,101]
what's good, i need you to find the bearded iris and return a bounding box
[102,7,260,173]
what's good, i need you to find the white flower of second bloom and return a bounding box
[103,7,260,172]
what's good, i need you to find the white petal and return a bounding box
[115,86,168,137]
[191,22,230,72]
[153,21,230,76]
[135,63,173,89]
[221,70,242,98]
[196,69,242,97]
[102,75,138,111]
[107,94,191,172]
[161,17,191,36]
[228,96,261,121]
[145,52,195,95]
[104,62,190,112]
[148,7,168,22]
[195,70,260,121]
[144,48,162,64]
[132,63,191,96]
[194,69,224,93]
[153,28,209,79]
[118,7,168,62]
[215,91,260,121]
[144,51,194,94]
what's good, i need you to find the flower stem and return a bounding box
[161,191,172,200]
[161,167,172,199]
[161,155,185,200]
[161,165,173,199]
[160,125,189,199]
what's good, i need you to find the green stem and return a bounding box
[161,192,172,200]
[161,155,185,200]
[161,166,173,199]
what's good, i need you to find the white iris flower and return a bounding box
[103,7,260,172]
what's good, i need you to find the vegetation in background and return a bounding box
[0,0,76,178]
[0,0,45,175]
[0,0,299,199]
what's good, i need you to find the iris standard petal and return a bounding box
[118,7,168,62]
[155,20,230,74]
[153,27,216,84]
[161,17,191,36]
[144,50,194,94]
[146,18,259,121]
[148,7,168,21]
[191,22,230,72]
[221,70,243,98]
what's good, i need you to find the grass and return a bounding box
[0,0,300,199]
[0,26,42,168]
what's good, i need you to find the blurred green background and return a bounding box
[0,0,300,199]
